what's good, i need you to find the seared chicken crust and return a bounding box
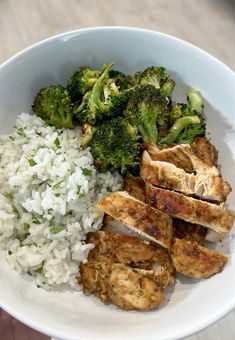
[145,185,234,233]
[96,191,172,248]
[191,137,218,167]
[171,238,228,278]
[80,231,174,310]
[124,173,145,202]
[141,150,231,202]
[172,219,207,245]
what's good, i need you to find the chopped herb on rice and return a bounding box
[0,113,123,289]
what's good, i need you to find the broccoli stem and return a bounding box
[160,115,200,145]
[187,89,203,113]
[90,63,114,111]
[138,123,158,144]
[161,79,175,97]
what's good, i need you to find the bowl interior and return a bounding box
[0,27,235,340]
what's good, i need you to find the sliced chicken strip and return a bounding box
[87,231,174,276]
[171,238,228,278]
[146,143,194,173]
[80,231,174,310]
[191,137,218,167]
[145,184,234,233]
[141,150,231,202]
[172,218,207,245]
[205,230,226,243]
[108,263,165,310]
[124,173,145,202]
[96,191,173,248]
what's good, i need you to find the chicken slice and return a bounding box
[146,137,218,171]
[145,184,234,233]
[205,230,226,243]
[107,263,165,310]
[191,137,218,167]
[86,231,174,276]
[80,231,174,310]
[96,191,172,248]
[79,253,112,302]
[146,143,194,173]
[172,218,207,245]
[124,173,145,202]
[171,238,228,278]
[141,150,231,202]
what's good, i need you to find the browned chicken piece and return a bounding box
[146,137,218,171]
[146,143,194,173]
[102,214,159,242]
[124,173,145,202]
[141,150,231,202]
[86,231,174,277]
[107,264,165,310]
[205,230,226,243]
[80,252,112,302]
[171,238,228,278]
[96,191,173,248]
[145,185,235,233]
[80,231,174,310]
[172,219,207,245]
[191,137,218,167]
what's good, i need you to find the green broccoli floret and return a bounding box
[67,66,101,102]
[32,85,74,129]
[108,70,134,90]
[101,78,132,119]
[74,63,114,124]
[123,84,169,144]
[161,79,176,97]
[160,89,205,145]
[176,123,205,144]
[160,115,201,145]
[187,89,203,113]
[137,66,175,97]
[80,123,98,149]
[91,117,140,173]
[74,63,130,124]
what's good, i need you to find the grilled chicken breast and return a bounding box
[107,264,165,310]
[146,143,194,173]
[145,185,234,233]
[191,137,218,167]
[172,219,207,245]
[124,173,145,202]
[205,230,226,243]
[171,238,228,278]
[146,137,218,171]
[96,191,172,248]
[141,150,231,202]
[80,231,174,310]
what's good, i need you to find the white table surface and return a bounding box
[0,0,235,339]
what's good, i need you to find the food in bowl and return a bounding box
[0,62,234,310]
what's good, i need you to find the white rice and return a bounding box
[0,113,123,289]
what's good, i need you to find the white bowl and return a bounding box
[0,27,235,340]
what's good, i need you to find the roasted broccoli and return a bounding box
[91,117,140,173]
[108,69,135,90]
[67,66,101,102]
[123,84,169,144]
[80,123,98,149]
[74,63,113,124]
[187,88,203,113]
[32,85,74,129]
[136,66,175,97]
[74,63,131,124]
[160,89,205,145]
